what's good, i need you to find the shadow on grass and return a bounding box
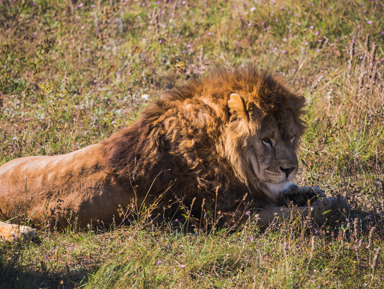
[0,263,92,289]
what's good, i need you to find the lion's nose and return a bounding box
[280,167,296,179]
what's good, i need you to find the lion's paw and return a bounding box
[312,196,350,211]
[310,196,350,224]
[280,185,326,207]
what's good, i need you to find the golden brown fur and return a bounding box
[0,67,343,241]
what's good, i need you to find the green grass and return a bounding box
[0,0,384,288]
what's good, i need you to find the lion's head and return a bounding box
[217,70,306,201]
[104,67,306,208]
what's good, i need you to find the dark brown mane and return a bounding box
[102,66,306,211]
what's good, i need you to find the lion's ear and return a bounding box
[228,93,249,121]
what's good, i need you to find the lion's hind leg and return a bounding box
[0,221,36,242]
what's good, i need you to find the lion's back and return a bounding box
[0,144,119,224]
[0,144,105,192]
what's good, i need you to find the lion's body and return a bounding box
[1,67,345,241]
[0,144,133,228]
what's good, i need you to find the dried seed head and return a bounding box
[365,35,371,52]
[372,247,381,271]
[367,226,375,248]
[348,37,356,75]
[369,62,378,87]
[353,218,359,240]
[310,235,315,255]
[350,36,356,61]
[370,43,377,65]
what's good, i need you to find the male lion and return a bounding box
[0,67,346,241]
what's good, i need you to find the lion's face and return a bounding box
[246,113,299,198]
[225,92,304,200]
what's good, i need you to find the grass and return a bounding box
[0,0,383,288]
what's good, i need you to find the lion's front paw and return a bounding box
[312,196,350,211]
[280,185,325,207]
[311,196,350,224]
[302,186,326,198]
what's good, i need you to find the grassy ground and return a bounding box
[0,0,383,288]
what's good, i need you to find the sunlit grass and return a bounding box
[0,0,383,288]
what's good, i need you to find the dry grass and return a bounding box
[0,0,384,288]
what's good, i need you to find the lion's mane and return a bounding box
[102,67,306,213]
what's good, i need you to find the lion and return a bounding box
[0,67,347,241]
